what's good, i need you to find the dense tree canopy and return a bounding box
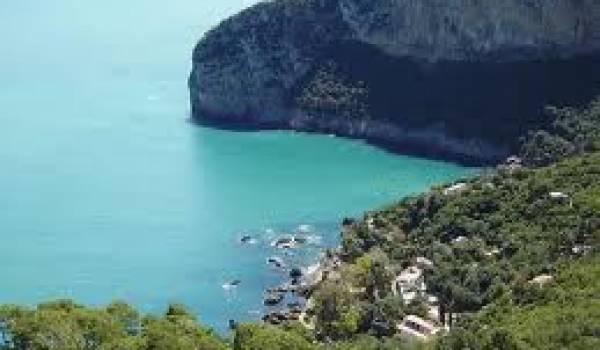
[437,257,600,349]
[0,302,226,350]
[520,97,600,166]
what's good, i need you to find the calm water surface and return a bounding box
[0,0,477,330]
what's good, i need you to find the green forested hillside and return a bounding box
[302,97,600,348]
[521,96,600,166]
[308,151,600,348]
[438,257,600,349]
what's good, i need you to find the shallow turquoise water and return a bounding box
[0,0,477,330]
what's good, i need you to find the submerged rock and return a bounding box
[290,267,303,279]
[267,256,286,269]
[271,235,296,249]
[240,235,254,244]
[292,236,308,245]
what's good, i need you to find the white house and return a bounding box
[484,248,501,257]
[529,274,554,286]
[452,236,468,244]
[415,256,433,268]
[549,191,573,208]
[366,217,376,231]
[397,315,441,341]
[572,244,592,255]
[443,183,468,196]
[549,191,569,200]
[393,266,425,301]
[506,156,522,165]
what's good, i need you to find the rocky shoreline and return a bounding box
[192,110,507,166]
[260,228,347,326]
[262,252,340,326]
[230,224,339,326]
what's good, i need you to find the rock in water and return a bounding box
[240,235,256,245]
[271,235,296,249]
[267,256,286,269]
[264,292,284,306]
[189,0,600,164]
[290,267,303,279]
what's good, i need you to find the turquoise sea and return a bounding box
[0,0,476,330]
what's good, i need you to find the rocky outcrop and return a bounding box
[189,1,348,124]
[189,0,600,163]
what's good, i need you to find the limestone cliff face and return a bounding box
[340,0,600,61]
[190,0,600,163]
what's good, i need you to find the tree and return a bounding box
[312,281,359,340]
[106,301,141,335]
[233,323,315,350]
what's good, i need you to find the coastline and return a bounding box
[261,231,346,325]
[189,112,504,167]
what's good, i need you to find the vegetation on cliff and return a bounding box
[296,62,370,120]
[520,96,600,166]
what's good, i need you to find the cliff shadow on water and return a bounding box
[292,41,600,160]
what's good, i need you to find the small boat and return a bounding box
[240,235,256,244]
[222,279,242,290]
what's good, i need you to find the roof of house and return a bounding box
[416,256,433,267]
[395,266,423,284]
[549,191,570,199]
[529,274,554,285]
[443,182,468,195]
[403,315,438,334]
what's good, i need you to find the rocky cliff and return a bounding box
[189,0,600,163]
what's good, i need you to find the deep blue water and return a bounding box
[0,0,477,331]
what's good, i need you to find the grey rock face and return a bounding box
[340,0,600,61]
[189,0,600,162]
